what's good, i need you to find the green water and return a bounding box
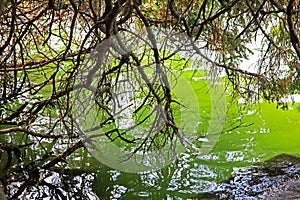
[79,102,299,199]
[1,70,300,199]
[67,75,300,199]
[2,103,299,199]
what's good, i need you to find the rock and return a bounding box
[197,154,300,199]
[260,153,300,176]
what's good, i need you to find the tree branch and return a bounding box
[287,0,300,60]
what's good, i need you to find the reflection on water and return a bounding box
[1,102,299,199]
[0,115,267,199]
[1,144,264,199]
[3,169,99,199]
[93,153,225,199]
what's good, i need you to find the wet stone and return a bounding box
[197,154,300,199]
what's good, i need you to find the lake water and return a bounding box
[85,102,299,199]
[2,71,299,199]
